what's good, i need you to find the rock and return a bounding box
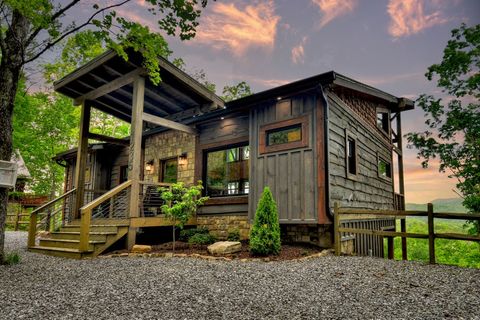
[207,241,242,255]
[37,231,50,238]
[131,245,152,253]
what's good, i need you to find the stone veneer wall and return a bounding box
[143,131,196,185]
[197,215,250,240]
[281,225,332,248]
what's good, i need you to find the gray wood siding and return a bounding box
[249,94,318,223]
[110,147,129,188]
[327,92,394,210]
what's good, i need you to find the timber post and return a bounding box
[334,202,341,256]
[79,208,91,252]
[387,236,394,259]
[427,203,435,264]
[396,110,407,260]
[127,76,145,250]
[73,100,91,219]
[401,218,407,260]
[27,210,37,248]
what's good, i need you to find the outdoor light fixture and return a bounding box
[145,160,154,173]
[179,152,188,166]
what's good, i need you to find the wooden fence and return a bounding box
[334,202,480,264]
[6,210,30,231]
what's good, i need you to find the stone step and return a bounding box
[29,246,94,259]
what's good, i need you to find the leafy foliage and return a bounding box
[249,187,281,256]
[227,229,241,241]
[405,24,480,234]
[179,227,209,242]
[2,251,21,265]
[188,233,216,245]
[221,81,253,102]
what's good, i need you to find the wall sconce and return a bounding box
[145,160,154,174]
[179,152,188,166]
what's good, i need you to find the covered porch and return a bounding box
[27,49,224,257]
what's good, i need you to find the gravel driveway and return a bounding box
[1,231,479,320]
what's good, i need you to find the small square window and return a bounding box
[378,157,392,179]
[259,115,309,154]
[345,130,358,180]
[377,108,390,134]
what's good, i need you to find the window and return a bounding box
[377,108,390,134]
[345,129,358,179]
[205,144,249,197]
[119,165,128,183]
[378,157,392,179]
[259,115,309,154]
[161,158,178,183]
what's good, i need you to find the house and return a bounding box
[28,49,414,258]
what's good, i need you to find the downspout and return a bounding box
[317,84,333,220]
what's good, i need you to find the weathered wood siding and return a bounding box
[249,94,318,223]
[110,147,129,188]
[327,92,394,210]
[196,112,249,216]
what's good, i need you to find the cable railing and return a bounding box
[27,189,76,247]
[139,181,172,217]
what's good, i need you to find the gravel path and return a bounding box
[1,231,479,320]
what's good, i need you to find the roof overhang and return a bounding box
[54,49,225,124]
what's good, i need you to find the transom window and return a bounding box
[267,124,302,146]
[205,144,249,197]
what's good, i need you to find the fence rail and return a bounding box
[334,202,480,264]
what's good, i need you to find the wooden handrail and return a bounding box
[80,180,132,212]
[31,188,76,215]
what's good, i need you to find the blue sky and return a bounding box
[76,0,480,203]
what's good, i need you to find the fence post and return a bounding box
[334,202,341,256]
[387,236,394,259]
[428,203,435,264]
[14,206,20,231]
[401,218,407,260]
[28,211,37,248]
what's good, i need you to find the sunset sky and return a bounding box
[73,0,479,203]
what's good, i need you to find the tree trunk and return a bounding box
[0,10,30,263]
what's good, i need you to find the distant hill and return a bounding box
[406,198,467,213]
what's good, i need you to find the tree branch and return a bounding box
[24,0,131,65]
[25,0,81,48]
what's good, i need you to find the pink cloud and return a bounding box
[311,0,357,28]
[387,0,449,38]
[291,37,308,64]
[194,1,280,55]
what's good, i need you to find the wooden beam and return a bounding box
[142,112,197,135]
[88,132,129,146]
[127,77,145,250]
[73,101,91,219]
[74,68,144,105]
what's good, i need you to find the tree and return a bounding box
[249,187,281,256]
[406,24,480,234]
[160,182,208,252]
[0,0,210,264]
[221,81,252,102]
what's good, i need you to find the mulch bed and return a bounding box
[147,241,324,261]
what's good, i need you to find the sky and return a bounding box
[74,0,479,203]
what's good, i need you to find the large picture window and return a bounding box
[205,144,249,197]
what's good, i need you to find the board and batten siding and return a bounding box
[327,92,394,210]
[196,112,250,216]
[249,94,319,224]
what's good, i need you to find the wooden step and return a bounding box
[39,238,105,251]
[29,246,94,259]
[48,231,117,241]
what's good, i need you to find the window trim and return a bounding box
[377,153,392,181]
[345,129,358,181]
[376,107,391,138]
[202,142,250,198]
[259,115,309,154]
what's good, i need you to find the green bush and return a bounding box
[249,187,281,256]
[188,233,217,245]
[227,229,240,241]
[3,252,21,265]
[179,227,209,242]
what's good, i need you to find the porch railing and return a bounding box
[78,180,132,251]
[27,189,76,247]
[139,181,172,217]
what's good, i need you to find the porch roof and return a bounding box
[53,50,224,124]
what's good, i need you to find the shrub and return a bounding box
[3,252,21,265]
[179,227,209,242]
[249,187,281,256]
[188,233,217,245]
[227,229,240,241]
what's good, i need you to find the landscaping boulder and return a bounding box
[131,245,152,253]
[207,241,241,255]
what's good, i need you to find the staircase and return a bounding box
[29,222,129,259]
[27,181,133,259]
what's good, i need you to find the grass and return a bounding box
[385,217,480,268]
[2,252,21,266]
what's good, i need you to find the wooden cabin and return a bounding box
[29,49,414,258]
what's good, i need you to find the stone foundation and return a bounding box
[197,215,250,240]
[281,224,332,248]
